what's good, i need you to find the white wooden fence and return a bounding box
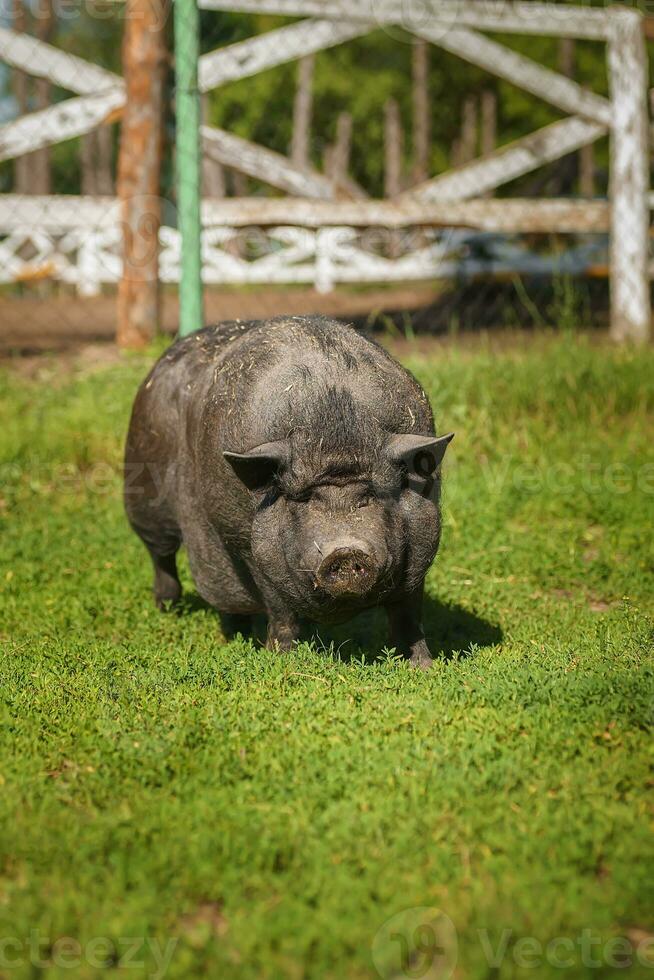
[0,2,651,340]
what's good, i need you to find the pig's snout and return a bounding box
[315,547,378,598]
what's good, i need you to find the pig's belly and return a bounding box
[185,533,264,615]
[301,595,381,627]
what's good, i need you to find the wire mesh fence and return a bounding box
[0,0,651,353]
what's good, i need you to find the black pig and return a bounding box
[124,317,453,667]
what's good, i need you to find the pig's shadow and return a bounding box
[182,593,501,665]
[311,596,502,664]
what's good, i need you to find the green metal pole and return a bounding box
[175,0,204,337]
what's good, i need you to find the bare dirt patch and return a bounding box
[0,284,438,356]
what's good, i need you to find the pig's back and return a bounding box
[213,316,434,446]
[132,316,434,452]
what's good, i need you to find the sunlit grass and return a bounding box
[1,332,653,979]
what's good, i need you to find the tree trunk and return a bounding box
[579,142,595,198]
[291,54,314,169]
[116,0,167,349]
[459,95,478,164]
[481,90,497,157]
[411,39,430,184]
[201,95,225,197]
[559,40,594,197]
[231,171,248,197]
[329,111,352,186]
[81,132,97,196]
[12,0,31,193]
[82,128,114,196]
[558,38,575,79]
[385,98,404,257]
[96,124,115,195]
[479,89,497,198]
[33,0,54,194]
[384,98,403,198]
[557,38,581,197]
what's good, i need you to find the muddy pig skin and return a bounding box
[124,316,453,668]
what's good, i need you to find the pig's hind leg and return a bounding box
[150,548,182,611]
[129,514,182,610]
[125,450,183,610]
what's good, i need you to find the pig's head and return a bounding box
[223,388,453,623]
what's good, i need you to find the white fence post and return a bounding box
[315,227,334,293]
[77,231,102,297]
[607,8,651,344]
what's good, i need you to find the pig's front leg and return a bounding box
[385,589,432,670]
[265,603,301,652]
[252,574,301,651]
[266,616,301,651]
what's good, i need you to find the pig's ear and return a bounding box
[223,440,289,490]
[388,432,454,471]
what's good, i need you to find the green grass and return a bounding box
[1,333,653,980]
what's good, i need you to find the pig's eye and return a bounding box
[357,494,373,509]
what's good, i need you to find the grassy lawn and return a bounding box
[1,332,653,979]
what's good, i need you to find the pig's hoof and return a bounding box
[154,586,182,611]
[266,638,296,653]
[265,618,300,652]
[409,652,433,670]
[266,629,299,653]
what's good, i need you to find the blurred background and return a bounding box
[0,0,652,353]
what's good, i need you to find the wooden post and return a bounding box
[607,8,651,344]
[411,38,430,184]
[116,0,167,349]
[291,53,314,169]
